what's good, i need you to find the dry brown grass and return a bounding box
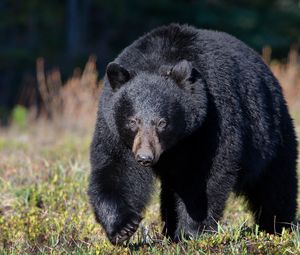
[29,48,300,132]
[35,56,101,130]
[264,47,300,111]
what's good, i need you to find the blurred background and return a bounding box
[1,0,300,127]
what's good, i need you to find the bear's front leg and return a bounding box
[88,150,155,245]
[173,188,219,240]
[172,168,238,241]
[89,178,142,244]
[174,193,219,240]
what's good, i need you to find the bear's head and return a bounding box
[104,60,207,167]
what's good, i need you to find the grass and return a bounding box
[0,115,300,255]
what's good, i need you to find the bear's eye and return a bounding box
[157,118,167,130]
[128,118,139,130]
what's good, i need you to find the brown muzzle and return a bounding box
[132,128,162,167]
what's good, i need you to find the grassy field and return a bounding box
[1,53,300,254]
[0,113,300,255]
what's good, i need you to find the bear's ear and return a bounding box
[106,62,131,91]
[169,60,201,86]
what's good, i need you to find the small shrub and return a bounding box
[11,105,28,129]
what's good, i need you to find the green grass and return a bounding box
[0,122,300,255]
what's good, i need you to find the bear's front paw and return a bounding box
[108,215,142,245]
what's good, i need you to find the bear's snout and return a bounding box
[132,127,162,167]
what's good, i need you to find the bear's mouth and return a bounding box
[132,129,162,167]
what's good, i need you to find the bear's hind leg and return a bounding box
[246,153,297,234]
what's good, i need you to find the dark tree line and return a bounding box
[0,0,300,121]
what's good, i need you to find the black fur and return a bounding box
[88,24,298,244]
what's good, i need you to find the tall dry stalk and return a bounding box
[36,58,63,118]
[270,47,300,108]
[35,56,101,130]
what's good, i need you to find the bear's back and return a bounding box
[115,24,257,73]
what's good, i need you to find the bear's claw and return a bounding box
[109,218,141,245]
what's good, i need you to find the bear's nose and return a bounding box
[136,154,154,167]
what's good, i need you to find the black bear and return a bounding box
[88,24,298,245]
